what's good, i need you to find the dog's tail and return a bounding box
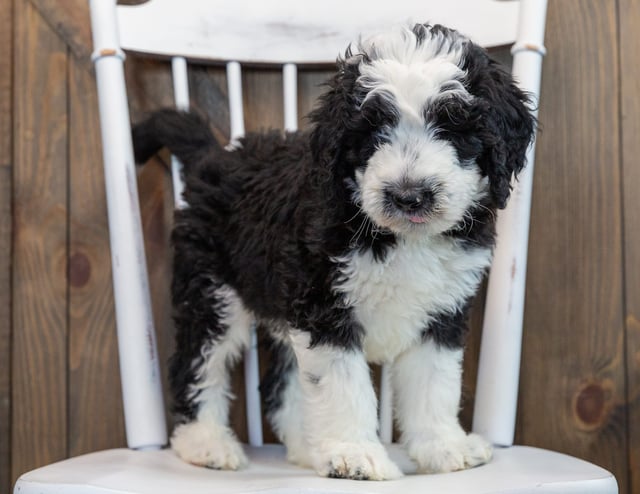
[132,109,220,168]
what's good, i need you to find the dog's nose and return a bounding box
[386,186,433,213]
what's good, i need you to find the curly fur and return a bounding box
[132,22,534,479]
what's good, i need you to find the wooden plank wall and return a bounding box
[4,1,639,493]
[620,0,640,490]
[12,0,70,482]
[518,5,628,494]
[0,0,12,490]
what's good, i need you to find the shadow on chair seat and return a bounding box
[15,444,617,494]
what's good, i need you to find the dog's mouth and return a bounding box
[377,209,435,233]
[385,195,436,227]
[407,214,428,224]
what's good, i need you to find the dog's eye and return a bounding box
[351,131,388,168]
[359,94,399,129]
[425,98,484,162]
[424,96,473,131]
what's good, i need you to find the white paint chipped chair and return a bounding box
[14,1,618,492]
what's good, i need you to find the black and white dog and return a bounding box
[133,23,534,480]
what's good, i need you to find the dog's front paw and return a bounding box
[171,421,248,470]
[408,432,492,474]
[312,440,403,480]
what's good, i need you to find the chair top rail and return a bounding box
[117,0,520,65]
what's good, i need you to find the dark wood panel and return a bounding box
[244,69,284,132]
[67,56,127,456]
[30,0,143,67]
[518,0,627,491]
[0,166,11,494]
[619,0,640,491]
[0,0,12,490]
[298,70,332,128]
[137,154,175,431]
[125,57,175,120]
[30,0,91,66]
[11,0,69,482]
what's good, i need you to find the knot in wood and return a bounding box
[572,380,613,432]
[69,251,91,288]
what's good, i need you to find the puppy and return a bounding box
[132,23,535,480]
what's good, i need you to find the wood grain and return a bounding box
[125,56,175,120]
[298,69,332,130]
[517,0,627,491]
[29,0,148,69]
[11,0,69,482]
[137,154,175,431]
[619,0,640,491]
[243,69,285,132]
[0,0,12,491]
[67,56,127,456]
[0,167,11,494]
[30,0,92,66]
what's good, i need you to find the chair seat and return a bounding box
[15,443,617,494]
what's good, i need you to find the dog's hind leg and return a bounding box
[169,275,252,470]
[261,332,310,467]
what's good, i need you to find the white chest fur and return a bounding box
[334,237,492,363]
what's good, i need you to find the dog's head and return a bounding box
[310,23,535,237]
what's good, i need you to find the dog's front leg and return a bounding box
[290,331,403,480]
[392,338,492,473]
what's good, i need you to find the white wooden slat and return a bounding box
[117,0,520,64]
[283,63,297,132]
[171,57,190,110]
[89,0,167,450]
[379,364,393,444]
[171,57,189,209]
[244,325,264,446]
[226,61,245,146]
[472,0,548,447]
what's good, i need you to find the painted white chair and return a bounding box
[14,1,618,493]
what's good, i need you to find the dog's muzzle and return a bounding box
[384,182,437,223]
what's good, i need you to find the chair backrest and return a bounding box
[89,0,547,452]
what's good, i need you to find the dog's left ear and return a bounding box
[464,43,536,209]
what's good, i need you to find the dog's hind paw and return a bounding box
[408,432,493,474]
[171,421,249,470]
[313,440,403,480]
